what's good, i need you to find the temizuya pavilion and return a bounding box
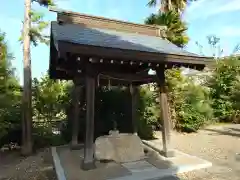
[49,8,211,170]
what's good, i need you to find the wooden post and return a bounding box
[82,71,96,170]
[156,66,175,157]
[70,81,83,149]
[130,84,139,135]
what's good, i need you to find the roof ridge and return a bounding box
[49,7,166,31]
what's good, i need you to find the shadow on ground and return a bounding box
[229,127,240,133]
[204,127,240,138]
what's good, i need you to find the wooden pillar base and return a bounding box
[81,161,96,170]
[162,149,175,158]
[70,143,83,150]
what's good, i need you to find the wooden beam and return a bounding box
[82,68,96,170]
[156,66,175,158]
[58,41,212,67]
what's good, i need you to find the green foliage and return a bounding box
[19,0,55,46]
[230,77,240,109]
[95,86,157,139]
[30,11,49,46]
[166,68,213,132]
[32,74,70,123]
[30,0,55,45]
[145,11,189,47]
[207,57,240,122]
[138,85,160,139]
[19,10,50,46]
[32,0,55,7]
[229,77,240,123]
[0,30,22,145]
[196,35,223,57]
[30,74,70,148]
[95,86,160,139]
[33,125,65,149]
[147,0,197,13]
[60,85,159,141]
[0,71,70,149]
[95,87,131,136]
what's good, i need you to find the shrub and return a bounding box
[138,85,160,139]
[33,125,66,149]
[61,86,158,141]
[166,68,213,132]
[0,31,22,147]
[208,57,240,122]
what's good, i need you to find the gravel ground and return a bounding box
[0,148,56,180]
[0,124,239,180]
[153,124,240,180]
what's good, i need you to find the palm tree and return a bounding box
[145,11,189,47]
[148,0,197,13]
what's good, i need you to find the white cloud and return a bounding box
[184,0,240,22]
[56,0,73,10]
[217,26,240,37]
[209,0,240,17]
[185,0,208,14]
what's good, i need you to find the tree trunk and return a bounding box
[21,0,32,155]
[161,1,170,13]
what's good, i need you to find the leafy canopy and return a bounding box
[19,0,55,46]
[145,11,189,47]
[207,57,240,120]
[147,0,198,13]
[32,0,55,6]
[32,74,70,122]
[0,30,21,140]
[165,68,213,132]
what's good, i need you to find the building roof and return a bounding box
[49,8,213,81]
[51,22,200,58]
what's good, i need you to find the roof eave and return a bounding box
[56,40,211,68]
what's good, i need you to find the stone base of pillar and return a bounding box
[70,143,83,150]
[81,161,96,170]
[162,149,175,158]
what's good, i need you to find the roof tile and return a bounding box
[51,22,200,57]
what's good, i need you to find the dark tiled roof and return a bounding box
[51,22,202,57]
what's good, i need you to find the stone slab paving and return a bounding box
[152,124,240,180]
[55,146,131,180]
[53,143,211,180]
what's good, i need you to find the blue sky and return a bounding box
[1,0,240,84]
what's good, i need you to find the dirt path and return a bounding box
[0,148,56,180]
[153,124,240,180]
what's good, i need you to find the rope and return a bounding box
[99,73,153,82]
